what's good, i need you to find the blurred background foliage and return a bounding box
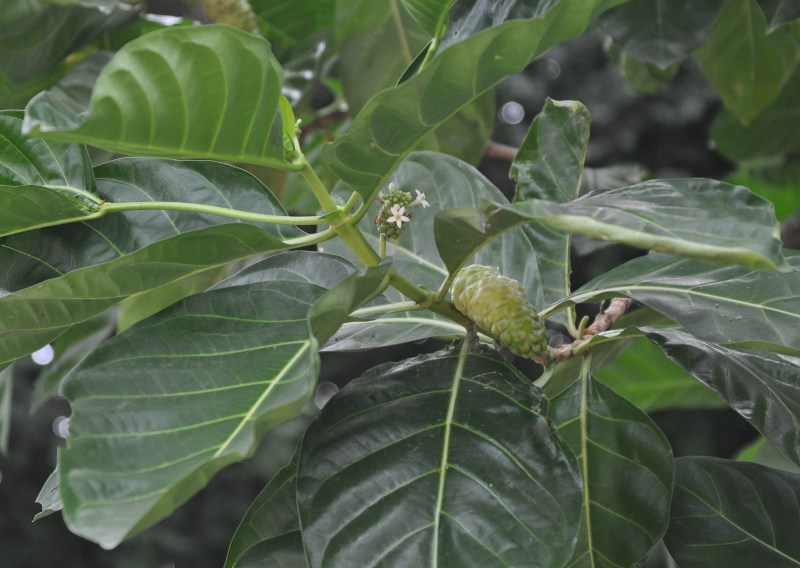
[1,0,798,566]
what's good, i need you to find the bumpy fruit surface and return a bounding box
[451,265,549,359]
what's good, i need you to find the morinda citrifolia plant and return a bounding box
[2,0,800,566]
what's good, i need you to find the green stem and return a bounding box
[379,234,387,258]
[351,301,421,317]
[418,0,455,71]
[299,159,339,214]
[95,201,328,225]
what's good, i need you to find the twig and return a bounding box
[549,298,636,363]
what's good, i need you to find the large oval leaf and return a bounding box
[646,329,800,466]
[549,251,800,355]
[322,0,626,197]
[550,374,675,567]
[24,26,294,169]
[298,346,583,567]
[59,280,325,548]
[666,457,800,567]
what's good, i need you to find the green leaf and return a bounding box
[0,185,96,237]
[224,456,307,568]
[513,178,787,271]
[694,0,800,124]
[760,0,800,29]
[321,314,468,351]
[34,467,63,521]
[30,310,116,411]
[215,251,356,290]
[400,0,451,35]
[550,374,675,567]
[57,258,388,548]
[0,0,126,84]
[336,0,430,115]
[647,329,800,466]
[711,68,800,161]
[736,437,800,474]
[551,252,800,356]
[0,223,291,367]
[666,457,800,567]
[594,337,726,412]
[597,0,727,68]
[250,0,335,54]
[0,110,94,190]
[327,152,544,306]
[322,0,627,198]
[298,346,583,567]
[24,26,295,170]
[0,363,12,455]
[603,39,679,93]
[511,98,590,323]
[58,280,324,548]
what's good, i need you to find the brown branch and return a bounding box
[549,298,636,363]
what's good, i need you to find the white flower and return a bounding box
[388,182,398,191]
[413,189,430,208]
[386,204,410,228]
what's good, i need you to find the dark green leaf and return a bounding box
[0,110,94,190]
[711,68,800,161]
[250,0,335,54]
[215,251,356,290]
[603,39,679,92]
[647,329,800,466]
[30,310,116,411]
[550,374,675,567]
[322,0,627,198]
[0,223,291,367]
[597,0,726,68]
[694,0,800,123]
[511,98,590,323]
[666,457,800,567]
[594,337,725,412]
[513,178,787,271]
[552,252,800,356]
[760,0,800,29]
[224,457,306,568]
[47,51,113,113]
[336,0,430,115]
[59,280,325,548]
[298,346,583,567]
[0,185,95,237]
[0,0,127,84]
[24,26,294,169]
[736,437,800,474]
[321,315,466,351]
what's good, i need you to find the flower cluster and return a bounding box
[374,183,430,239]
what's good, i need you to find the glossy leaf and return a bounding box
[0,223,291,367]
[225,457,306,568]
[511,98,590,323]
[322,0,627,198]
[298,346,583,567]
[711,68,800,161]
[0,110,94,190]
[647,329,800,466]
[0,0,126,84]
[552,252,800,356]
[694,0,800,123]
[24,26,293,169]
[519,178,786,270]
[250,0,335,53]
[215,251,356,290]
[736,437,800,474]
[594,337,726,412]
[0,185,95,237]
[57,259,388,548]
[597,0,726,68]
[550,374,675,567]
[603,39,679,93]
[666,457,800,567]
[321,315,467,351]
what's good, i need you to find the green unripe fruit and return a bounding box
[451,265,549,360]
